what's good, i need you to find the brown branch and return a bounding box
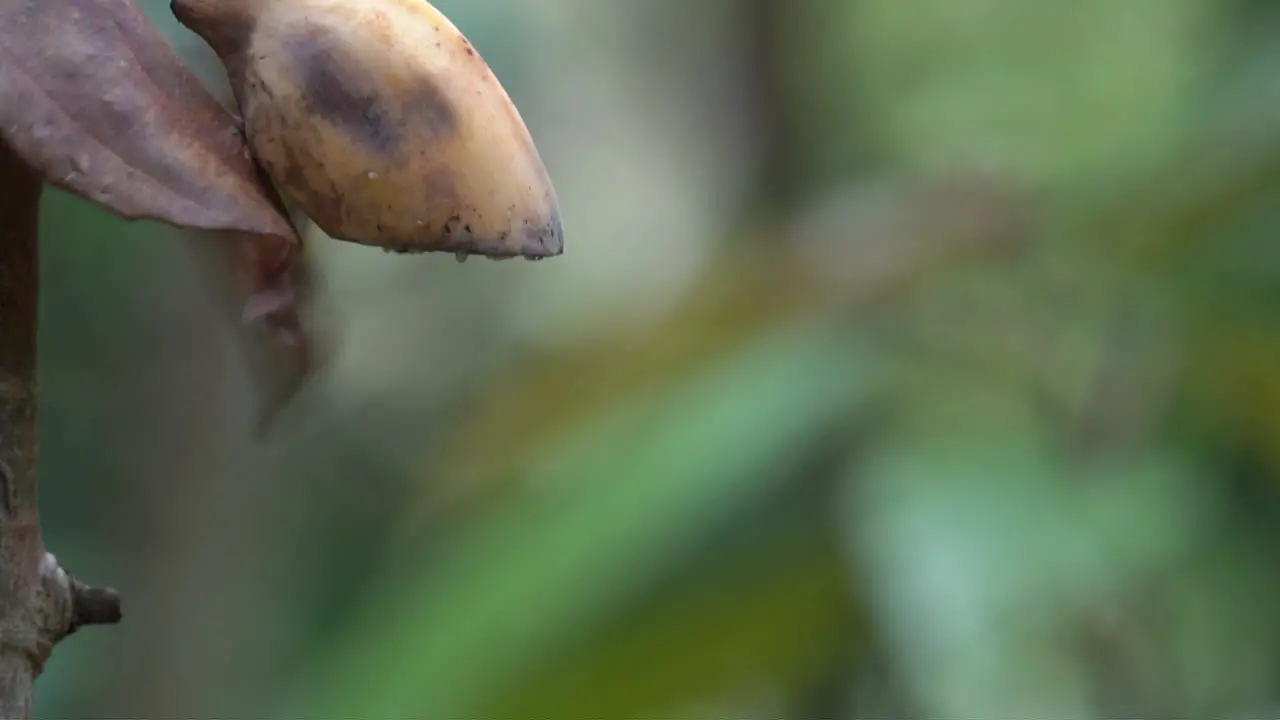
[0,140,121,719]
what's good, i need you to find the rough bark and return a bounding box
[0,140,121,719]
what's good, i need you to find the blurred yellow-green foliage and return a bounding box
[31,0,1280,716]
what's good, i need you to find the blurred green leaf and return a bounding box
[484,514,858,719]
[835,0,1215,184]
[397,248,812,522]
[281,320,879,717]
[843,400,1211,717]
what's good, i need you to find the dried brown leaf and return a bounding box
[196,224,321,433]
[189,228,325,433]
[0,0,296,242]
[0,0,322,428]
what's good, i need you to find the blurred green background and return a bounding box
[30,0,1280,716]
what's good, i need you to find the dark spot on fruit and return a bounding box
[287,28,398,155]
[400,75,457,144]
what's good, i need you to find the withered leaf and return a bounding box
[0,0,321,429]
[188,229,326,434]
[0,0,296,242]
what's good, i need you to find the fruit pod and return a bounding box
[172,0,564,259]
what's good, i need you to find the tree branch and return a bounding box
[0,140,121,719]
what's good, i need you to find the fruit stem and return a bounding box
[170,0,265,74]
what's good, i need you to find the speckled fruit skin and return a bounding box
[172,0,564,259]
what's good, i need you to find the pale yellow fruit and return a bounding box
[172,0,563,258]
